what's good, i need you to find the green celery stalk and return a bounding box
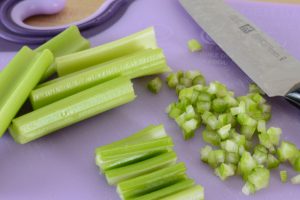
[35,25,90,81]
[98,137,174,160]
[160,185,204,200]
[105,151,177,185]
[0,47,53,137]
[56,27,158,76]
[117,163,187,200]
[30,49,169,109]
[9,77,135,144]
[134,179,195,200]
[98,150,168,172]
[96,125,167,152]
[96,137,174,171]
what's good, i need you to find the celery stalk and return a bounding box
[134,179,195,200]
[160,185,204,200]
[117,163,187,199]
[30,49,169,109]
[96,125,167,152]
[0,47,53,137]
[98,137,173,160]
[9,77,135,144]
[56,27,158,76]
[35,26,90,81]
[105,151,177,185]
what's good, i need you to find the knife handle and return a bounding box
[285,85,300,107]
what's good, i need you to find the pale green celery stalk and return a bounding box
[160,185,204,200]
[98,137,173,161]
[105,151,177,185]
[9,77,135,144]
[117,163,187,200]
[134,179,195,200]
[56,27,158,76]
[96,124,167,152]
[0,47,53,137]
[99,150,168,172]
[30,49,169,109]
[35,25,90,81]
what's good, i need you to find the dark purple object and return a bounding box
[0,0,132,44]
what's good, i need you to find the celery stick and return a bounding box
[160,185,204,200]
[117,163,187,199]
[35,25,90,80]
[98,137,174,161]
[0,47,53,137]
[105,151,177,185]
[56,27,158,76]
[134,179,195,200]
[30,49,169,109]
[9,77,135,144]
[96,125,167,152]
[98,151,167,172]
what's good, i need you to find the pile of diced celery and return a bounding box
[95,124,204,200]
[0,26,170,144]
[166,70,300,195]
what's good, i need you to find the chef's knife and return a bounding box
[180,0,300,107]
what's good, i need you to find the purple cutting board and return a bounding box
[1,0,300,199]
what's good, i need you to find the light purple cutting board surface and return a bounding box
[1,0,300,199]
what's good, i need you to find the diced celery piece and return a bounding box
[253,146,267,165]
[134,179,195,200]
[221,140,239,153]
[291,174,300,184]
[230,101,245,115]
[31,49,169,109]
[160,185,204,200]
[257,120,266,133]
[242,182,255,196]
[225,152,240,165]
[117,163,187,199]
[212,98,228,113]
[240,125,256,140]
[217,124,231,140]
[248,83,265,95]
[148,77,163,94]
[56,27,158,76]
[258,133,273,150]
[292,156,300,172]
[280,170,288,183]
[277,141,299,162]
[35,25,90,80]
[9,77,135,144]
[166,73,179,89]
[187,39,203,52]
[238,152,257,176]
[105,151,177,185]
[237,113,257,127]
[0,47,53,137]
[200,145,213,163]
[215,163,236,181]
[266,154,279,169]
[247,167,270,192]
[266,127,281,146]
[181,118,200,140]
[192,75,206,86]
[202,128,221,146]
[196,101,211,114]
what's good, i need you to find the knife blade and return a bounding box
[179,0,300,106]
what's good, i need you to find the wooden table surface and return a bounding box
[24,0,300,27]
